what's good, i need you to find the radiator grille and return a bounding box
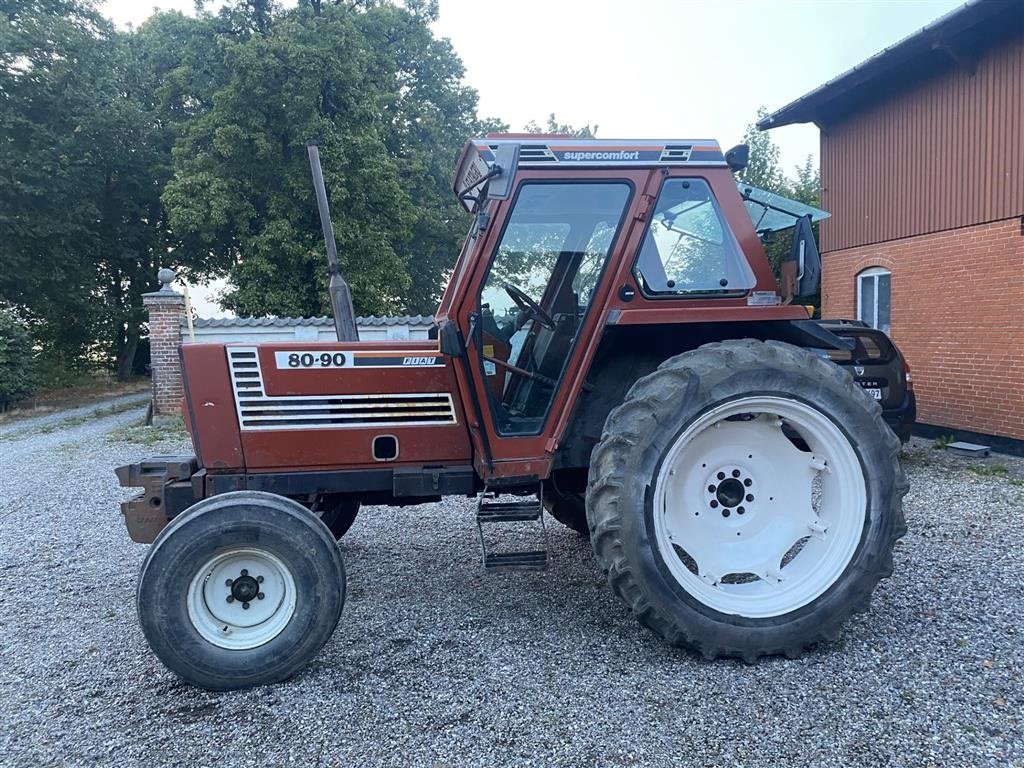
[227,348,457,430]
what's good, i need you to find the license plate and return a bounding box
[864,388,882,400]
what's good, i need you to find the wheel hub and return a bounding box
[227,572,262,604]
[187,549,297,650]
[707,468,754,517]
[654,398,867,618]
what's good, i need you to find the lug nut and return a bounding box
[257,592,265,600]
[242,602,250,610]
[717,472,726,481]
[256,575,264,584]
[746,494,754,502]
[737,506,746,515]
[707,485,716,493]
[732,469,741,478]
[226,596,235,603]
[722,509,731,518]
[744,478,752,487]
[240,569,248,577]
[710,500,719,508]
[225,578,233,587]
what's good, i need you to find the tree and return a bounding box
[0,306,38,409]
[163,0,493,318]
[738,108,822,291]
[738,107,786,193]
[0,1,216,379]
[524,113,595,138]
[0,0,114,370]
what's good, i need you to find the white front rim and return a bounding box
[187,548,297,650]
[653,396,866,618]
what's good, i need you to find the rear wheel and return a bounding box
[542,486,589,535]
[137,491,346,690]
[587,340,907,661]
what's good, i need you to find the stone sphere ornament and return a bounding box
[157,268,177,291]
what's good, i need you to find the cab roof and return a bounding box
[471,136,726,167]
[452,136,729,213]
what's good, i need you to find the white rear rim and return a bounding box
[187,548,297,650]
[653,396,866,618]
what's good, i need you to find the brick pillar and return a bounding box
[142,268,185,416]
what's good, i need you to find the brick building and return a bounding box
[760,0,1024,451]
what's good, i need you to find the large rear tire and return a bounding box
[137,491,346,690]
[587,340,907,661]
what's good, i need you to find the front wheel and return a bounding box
[587,340,907,661]
[137,491,346,690]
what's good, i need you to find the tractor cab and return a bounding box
[436,136,816,480]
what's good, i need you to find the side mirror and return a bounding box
[437,319,465,357]
[780,215,821,301]
[725,144,749,172]
[486,143,519,201]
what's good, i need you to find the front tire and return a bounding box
[137,491,346,690]
[587,340,907,661]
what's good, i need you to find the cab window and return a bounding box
[634,178,754,295]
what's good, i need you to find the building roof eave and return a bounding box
[758,0,1022,130]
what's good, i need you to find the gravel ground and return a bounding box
[1,402,1022,768]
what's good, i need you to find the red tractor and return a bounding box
[118,136,907,690]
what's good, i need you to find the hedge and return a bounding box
[0,309,38,410]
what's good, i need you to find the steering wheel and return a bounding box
[503,283,555,330]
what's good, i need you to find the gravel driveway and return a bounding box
[1,400,1022,767]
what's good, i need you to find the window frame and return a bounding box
[631,175,754,299]
[856,266,892,333]
[473,177,636,437]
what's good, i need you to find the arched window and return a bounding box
[857,267,891,333]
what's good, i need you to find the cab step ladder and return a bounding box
[476,486,549,571]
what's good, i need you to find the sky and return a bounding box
[101,0,964,316]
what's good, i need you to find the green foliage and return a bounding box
[0,308,38,410]
[524,114,596,138]
[0,1,198,379]
[966,464,1008,477]
[108,415,187,447]
[739,107,822,304]
[1,0,498,378]
[738,108,786,193]
[162,0,491,317]
[932,434,956,450]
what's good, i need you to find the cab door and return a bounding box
[452,171,642,481]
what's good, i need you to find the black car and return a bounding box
[816,319,916,443]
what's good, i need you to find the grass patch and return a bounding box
[967,464,1009,477]
[898,446,932,467]
[34,398,145,434]
[108,416,187,447]
[932,434,956,450]
[0,373,149,423]
[0,397,148,442]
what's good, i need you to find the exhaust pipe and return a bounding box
[306,140,359,342]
